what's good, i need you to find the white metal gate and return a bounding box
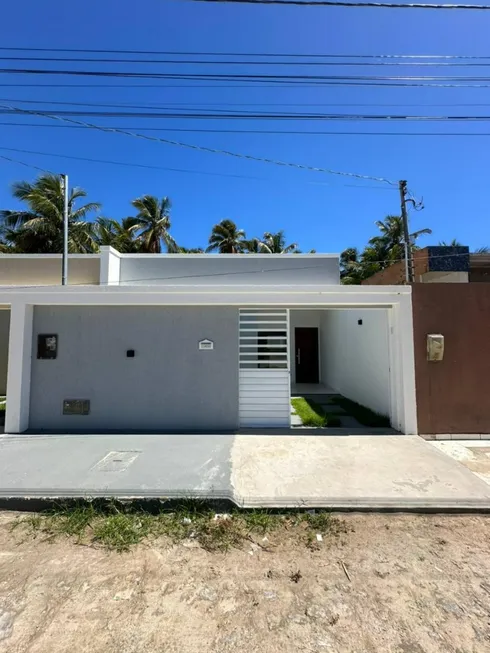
[238,308,290,427]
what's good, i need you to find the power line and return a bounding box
[0,152,53,174]
[2,121,490,135]
[0,47,489,59]
[186,0,490,9]
[5,68,490,87]
[0,103,397,185]
[3,107,490,121]
[0,146,396,190]
[3,55,490,66]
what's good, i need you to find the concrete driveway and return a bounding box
[1,433,490,509]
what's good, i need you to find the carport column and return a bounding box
[5,303,33,433]
[99,246,121,286]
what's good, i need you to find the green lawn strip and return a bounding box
[291,397,341,427]
[12,500,347,552]
[333,396,390,427]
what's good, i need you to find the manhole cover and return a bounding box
[92,451,140,472]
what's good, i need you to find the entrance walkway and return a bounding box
[1,434,490,509]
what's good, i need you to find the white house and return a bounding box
[0,248,417,434]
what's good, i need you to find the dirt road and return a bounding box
[0,512,489,653]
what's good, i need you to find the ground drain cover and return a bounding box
[92,451,141,473]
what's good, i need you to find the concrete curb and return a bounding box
[1,490,490,513]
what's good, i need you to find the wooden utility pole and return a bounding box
[399,179,413,283]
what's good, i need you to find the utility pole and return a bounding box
[61,173,69,286]
[399,179,414,283]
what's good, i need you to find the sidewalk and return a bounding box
[1,433,490,510]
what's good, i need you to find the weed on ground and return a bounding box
[11,501,347,552]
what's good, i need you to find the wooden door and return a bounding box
[295,327,319,383]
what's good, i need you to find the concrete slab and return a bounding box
[430,440,490,487]
[230,436,490,509]
[1,434,490,511]
[0,434,232,499]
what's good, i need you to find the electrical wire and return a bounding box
[0,47,489,59]
[5,68,490,88]
[3,107,490,121]
[0,146,397,190]
[2,121,490,135]
[0,152,53,174]
[3,56,490,67]
[0,103,397,185]
[186,0,490,9]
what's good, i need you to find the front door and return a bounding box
[295,327,319,383]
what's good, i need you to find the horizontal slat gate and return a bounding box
[239,308,290,427]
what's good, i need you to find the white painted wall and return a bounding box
[0,309,9,394]
[320,309,391,419]
[119,254,340,286]
[289,310,321,383]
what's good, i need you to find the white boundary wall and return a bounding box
[320,309,391,418]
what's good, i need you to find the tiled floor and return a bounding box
[291,383,337,396]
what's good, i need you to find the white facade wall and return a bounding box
[119,254,340,286]
[320,309,391,418]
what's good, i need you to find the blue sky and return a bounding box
[0,0,489,253]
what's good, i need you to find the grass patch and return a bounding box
[291,397,341,427]
[11,501,347,552]
[333,396,391,427]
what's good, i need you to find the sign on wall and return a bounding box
[198,339,214,350]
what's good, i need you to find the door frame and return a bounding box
[294,326,320,384]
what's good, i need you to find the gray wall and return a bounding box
[120,255,340,286]
[0,310,10,394]
[320,309,391,418]
[30,306,239,431]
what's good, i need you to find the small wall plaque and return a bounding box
[63,399,90,416]
[37,334,58,359]
[199,339,214,351]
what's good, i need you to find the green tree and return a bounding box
[259,230,298,254]
[371,215,432,263]
[95,217,140,253]
[0,173,100,253]
[130,195,178,254]
[242,237,263,253]
[178,246,205,253]
[206,219,246,253]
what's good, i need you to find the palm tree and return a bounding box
[242,237,263,253]
[95,217,140,253]
[179,246,205,253]
[439,239,463,247]
[372,215,432,262]
[206,219,246,253]
[259,230,298,254]
[0,173,100,253]
[130,195,178,254]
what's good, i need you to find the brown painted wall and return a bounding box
[361,250,429,285]
[412,284,490,434]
